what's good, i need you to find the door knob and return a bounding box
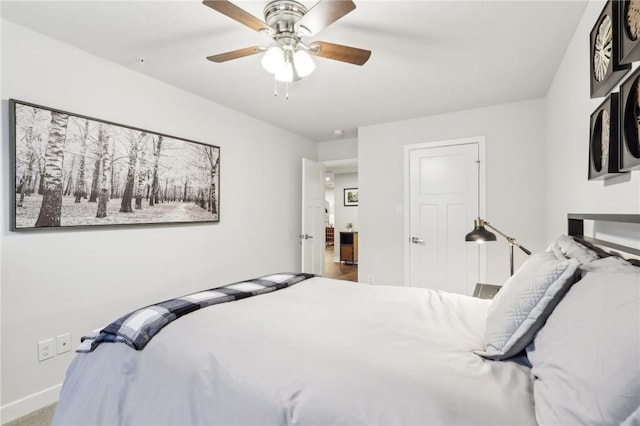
[411,237,424,244]
[299,234,313,240]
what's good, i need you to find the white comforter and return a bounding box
[54,277,536,425]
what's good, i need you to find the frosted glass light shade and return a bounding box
[275,61,294,82]
[261,46,285,74]
[293,49,315,77]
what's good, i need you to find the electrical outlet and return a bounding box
[38,338,55,361]
[57,333,72,354]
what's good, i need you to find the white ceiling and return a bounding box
[1,0,587,142]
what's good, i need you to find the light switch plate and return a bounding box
[56,333,72,354]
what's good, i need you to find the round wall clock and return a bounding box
[620,68,640,170]
[600,109,610,171]
[634,79,640,153]
[625,77,640,154]
[621,0,640,64]
[589,93,620,180]
[622,75,640,154]
[593,15,612,83]
[625,0,640,40]
[591,111,605,173]
[590,1,630,98]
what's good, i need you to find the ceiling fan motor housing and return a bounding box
[264,0,309,37]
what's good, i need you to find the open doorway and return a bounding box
[322,159,358,282]
[325,244,358,281]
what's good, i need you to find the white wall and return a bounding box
[357,0,640,288]
[324,188,335,226]
[543,0,640,239]
[317,137,357,161]
[332,173,358,261]
[358,99,547,287]
[0,21,316,422]
[0,16,4,418]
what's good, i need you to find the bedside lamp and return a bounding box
[465,217,532,276]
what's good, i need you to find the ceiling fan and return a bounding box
[203,0,371,84]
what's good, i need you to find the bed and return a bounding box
[53,214,640,425]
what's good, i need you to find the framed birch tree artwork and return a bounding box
[10,99,220,230]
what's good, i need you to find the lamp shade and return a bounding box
[465,218,497,242]
[261,45,285,74]
[293,49,315,77]
[275,60,294,82]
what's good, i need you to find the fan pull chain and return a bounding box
[272,80,290,100]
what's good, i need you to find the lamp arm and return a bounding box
[484,222,532,255]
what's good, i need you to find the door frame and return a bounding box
[403,136,487,287]
[321,158,358,263]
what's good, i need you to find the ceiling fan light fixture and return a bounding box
[275,56,294,82]
[261,45,285,74]
[204,0,370,95]
[293,49,315,77]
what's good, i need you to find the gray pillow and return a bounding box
[527,270,640,425]
[580,255,638,273]
[474,251,579,360]
[547,234,599,264]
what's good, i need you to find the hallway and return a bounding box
[324,245,358,282]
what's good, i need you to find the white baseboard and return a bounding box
[0,384,61,424]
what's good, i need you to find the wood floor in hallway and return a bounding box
[323,244,358,282]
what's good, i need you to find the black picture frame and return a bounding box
[590,1,631,98]
[589,92,623,180]
[343,188,358,206]
[10,99,220,230]
[620,0,640,64]
[619,67,640,171]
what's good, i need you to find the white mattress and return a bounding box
[54,277,536,425]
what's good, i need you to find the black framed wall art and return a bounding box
[620,0,640,64]
[588,93,622,179]
[619,67,640,171]
[590,0,631,98]
[10,99,220,230]
[343,188,358,206]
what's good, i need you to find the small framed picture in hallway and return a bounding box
[344,188,358,206]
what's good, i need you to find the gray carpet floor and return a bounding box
[4,403,55,426]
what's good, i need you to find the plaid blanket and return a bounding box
[78,273,315,352]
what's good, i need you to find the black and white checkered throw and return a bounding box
[78,273,315,352]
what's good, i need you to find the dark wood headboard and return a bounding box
[567,214,640,258]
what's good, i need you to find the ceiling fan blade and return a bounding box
[202,0,271,34]
[207,46,262,63]
[309,41,371,66]
[295,0,356,36]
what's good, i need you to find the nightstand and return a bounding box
[473,283,502,300]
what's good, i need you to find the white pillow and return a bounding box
[580,255,639,273]
[527,270,640,425]
[547,234,599,264]
[475,251,579,360]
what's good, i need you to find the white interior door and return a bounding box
[301,158,325,275]
[405,140,483,295]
